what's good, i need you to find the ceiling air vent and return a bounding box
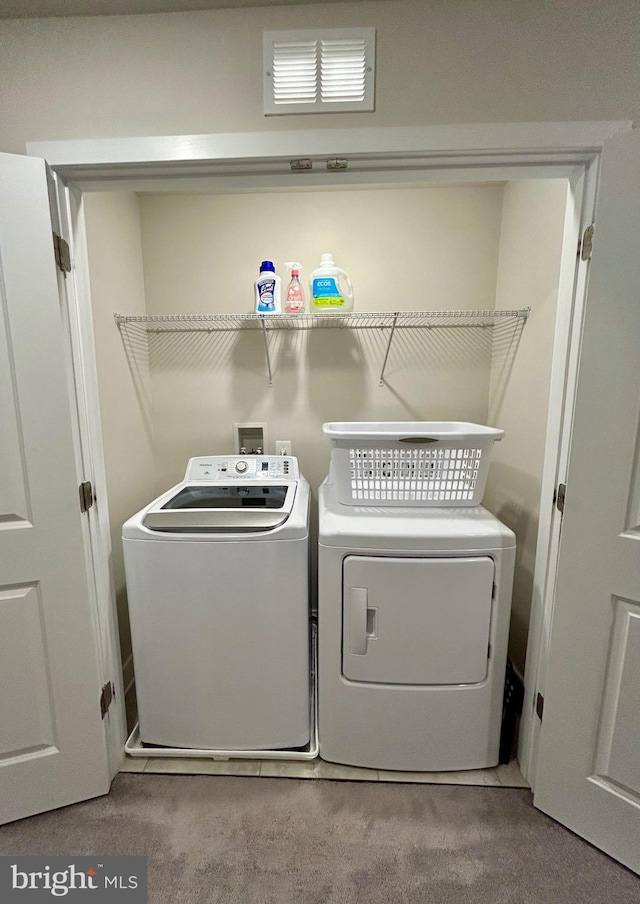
[264,28,375,116]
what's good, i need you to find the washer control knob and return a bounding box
[235,460,248,473]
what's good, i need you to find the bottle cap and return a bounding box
[260,260,275,272]
[320,253,334,265]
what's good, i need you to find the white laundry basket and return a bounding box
[323,422,504,506]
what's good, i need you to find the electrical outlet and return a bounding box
[275,440,292,456]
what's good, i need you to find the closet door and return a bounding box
[534,128,640,873]
[0,153,111,824]
[342,555,494,685]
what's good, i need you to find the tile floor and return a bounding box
[122,688,528,787]
[120,754,528,787]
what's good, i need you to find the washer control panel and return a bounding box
[184,455,297,481]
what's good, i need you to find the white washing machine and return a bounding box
[123,455,310,751]
[318,422,516,772]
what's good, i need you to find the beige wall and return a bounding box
[1,0,639,154]
[84,192,158,683]
[484,179,569,674]
[138,185,504,491]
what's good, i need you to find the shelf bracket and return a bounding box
[260,317,273,385]
[379,313,399,385]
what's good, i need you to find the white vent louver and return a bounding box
[264,28,375,115]
[272,39,318,106]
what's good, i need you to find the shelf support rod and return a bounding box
[379,313,399,385]
[261,317,273,385]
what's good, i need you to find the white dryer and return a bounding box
[318,424,516,772]
[123,455,310,751]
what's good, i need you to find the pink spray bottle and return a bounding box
[284,262,305,314]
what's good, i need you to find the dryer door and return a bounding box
[342,556,494,685]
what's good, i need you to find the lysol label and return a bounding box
[257,278,276,312]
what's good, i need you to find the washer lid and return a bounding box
[143,482,295,532]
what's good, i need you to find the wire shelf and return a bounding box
[114,309,529,333]
[114,309,530,385]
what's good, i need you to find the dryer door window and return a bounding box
[342,556,494,685]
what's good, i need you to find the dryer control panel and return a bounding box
[184,455,298,481]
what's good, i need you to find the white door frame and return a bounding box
[518,154,600,784]
[28,121,630,781]
[50,172,128,777]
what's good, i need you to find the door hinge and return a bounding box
[327,158,348,171]
[290,158,313,172]
[555,482,566,514]
[578,224,594,261]
[53,232,72,273]
[100,681,114,719]
[79,480,94,513]
[536,692,544,720]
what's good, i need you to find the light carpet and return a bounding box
[1,775,638,903]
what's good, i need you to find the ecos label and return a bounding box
[312,277,345,307]
[0,857,147,902]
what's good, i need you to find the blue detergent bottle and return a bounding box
[254,261,282,314]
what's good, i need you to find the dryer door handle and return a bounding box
[349,587,369,655]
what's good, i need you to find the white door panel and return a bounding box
[593,600,640,795]
[0,152,110,824]
[534,129,640,872]
[0,583,56,759]
[342,556,494,685]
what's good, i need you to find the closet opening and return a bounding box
[75,168,582,780]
